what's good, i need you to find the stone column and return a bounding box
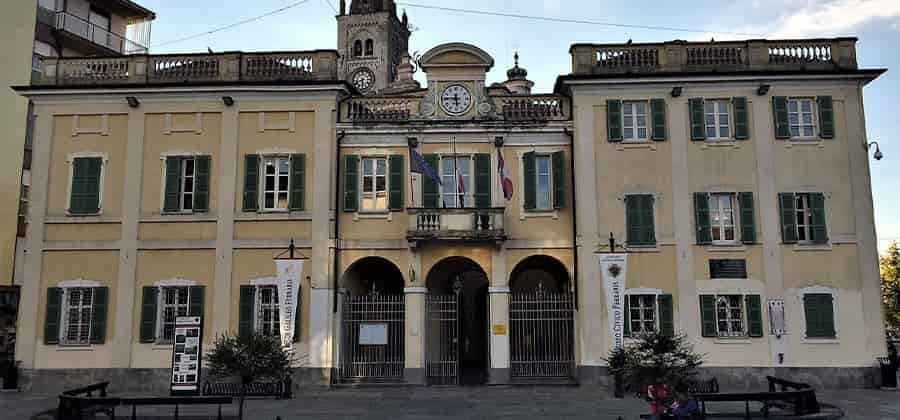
[488,286,510,384]
[403,286,426,384]
[212,105,238,337]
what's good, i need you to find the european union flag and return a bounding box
[409,146,442,185]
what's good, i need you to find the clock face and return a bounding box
[352,68,374,92]
[440,84,473,115]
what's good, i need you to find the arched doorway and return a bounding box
[425,257,489,385]
[509,255,575,381]
[336,257,405,384]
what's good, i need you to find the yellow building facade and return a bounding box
[11,0,888,392]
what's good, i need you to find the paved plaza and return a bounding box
[3,386,900,420]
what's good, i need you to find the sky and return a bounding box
[140,0,899,252]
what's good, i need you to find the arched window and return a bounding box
[365,39,374,56]
[353,40,362,57]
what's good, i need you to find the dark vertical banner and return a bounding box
[170,316,203,396]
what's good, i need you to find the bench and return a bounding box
[694,377,819,418]
[57,382,235,420]
[202,378,292,399]
[118,396,234,420]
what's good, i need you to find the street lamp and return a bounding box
[866,141,884,161]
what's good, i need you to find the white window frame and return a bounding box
[260,155,291,212]
[714,294,747,338]
[254,285,281,338]
[704,99,731,140]
[794,193,813,243]
[179,157,196,212]
[359,156,389,213]
[60,287,95,346]
[622,101,650,142]
[65,152,108,216]
[534,155,553,211]
[788,98,817,140]
[439,155,473,209]
[157,286,192,343]
[627,294,659,335]
[709,192,738,245]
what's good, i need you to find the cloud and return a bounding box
[766,0,900,38]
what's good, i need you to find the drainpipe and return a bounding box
[333,129,347,313]
[564,127,578,310]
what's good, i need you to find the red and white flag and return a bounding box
[498,150,514,200]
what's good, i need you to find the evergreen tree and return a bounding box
[880,242,900,339]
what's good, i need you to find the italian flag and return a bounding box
[498,150,513,200]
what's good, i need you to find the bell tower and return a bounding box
[337,0,411,94]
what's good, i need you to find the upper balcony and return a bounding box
[407,207,505,245]
[37,0,155,56]
[342,94,570,124]
[32,51,341,86]
[569,38,859,76]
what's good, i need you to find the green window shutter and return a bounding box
[238,285,255,337]
[739,192,756,244]
[694,192,711,245]
[188,286,204,317]
[778,193,798,243]
[422,154,439,209]
[163,157,182,212]
[89,287,108,344]
[343,155,359,212]
[70,157,102,215]
[242,155,260,212]
[772,96,791,139]
[810,192,828,244]
[689,98,706,141]
[389,155,404,210]
[623,296,631,337]
[44,287,62,345]
[804,294,836,338]
[658,294,674,337]
[293,289,302,343]
[626,194,655,246]
[289,154,306,211]
[733,97,749,140]
[699,295,717,337]
[746,294,763,338]
[139,286,158,343]
[607,100,623,142]
[473,154,490,209]
[523,152,536,210]
[193,156,210,212]
[552,151,565,209]
[650,98,667,141]
[817,96,835,139]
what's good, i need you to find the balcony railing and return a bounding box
[50,10,148,55]
[407,207,505,242]
[570,38,859,75]
[343,94,569,123]
[497,95,569,121]
[35,50,340,86]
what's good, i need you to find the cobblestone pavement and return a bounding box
[3,386,900,419]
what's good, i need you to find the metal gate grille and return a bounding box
[425,294,458,385]
[509,290,575,379]
[336,293,404,384]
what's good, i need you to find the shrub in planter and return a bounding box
[621,332,703,393]
[206,333,291,419]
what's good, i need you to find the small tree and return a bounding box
[206,333,290,419]
[621,332,704,392]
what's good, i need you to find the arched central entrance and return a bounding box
[425,257,489,385]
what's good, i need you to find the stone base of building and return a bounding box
[576,365,880,390]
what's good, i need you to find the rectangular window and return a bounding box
[709,193,736,243]
[62,288,93,345]
[179,158,195,211]
[704,100,730,139]
[440,156,471,208]
[256,286,280,337]
[622,101,649,141]
[262,157,290,211]
[69,157,102,215]
[788,98,816,138]
[535,155,552,210]
[159,287,190,342]
[361,157,387,211]
[804,293,836,338]
[628,294,657,335]
[715,295,746,337]
[795,193,812,242]
[625,194,655,246]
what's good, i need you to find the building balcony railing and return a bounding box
[34,50,340,86]
[570,38,859,75]
[42,9,148,55]
[407,207,505,243]
[342,94,570,123]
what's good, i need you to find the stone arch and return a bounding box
[341,256,404,296]
[425,256,488,294]
[364,39,374,56]
[509,255,570,293]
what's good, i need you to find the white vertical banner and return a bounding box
[276,259,304,350]
[599,253,627,350]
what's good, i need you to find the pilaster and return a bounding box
[212,105,238,337]
[403,286,426,384]
[669,96,699,341]
[488,286,510,384]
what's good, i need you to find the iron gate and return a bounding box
[425,293,459,385]
[336,293,405,384]
[509,290,575,379]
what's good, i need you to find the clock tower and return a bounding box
[337,0,411,94]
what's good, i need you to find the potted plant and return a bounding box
[621,332,704,415]
[206,333,291,419]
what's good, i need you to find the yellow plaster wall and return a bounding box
[339,146,409,241]
[501,145,574,242]
[45,223,122,242]
[138,222,217,241]
[693,247,764,282]
[233,221,311,241]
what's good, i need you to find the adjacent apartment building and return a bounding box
[0,0,154,387]
[11,0,887,392]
